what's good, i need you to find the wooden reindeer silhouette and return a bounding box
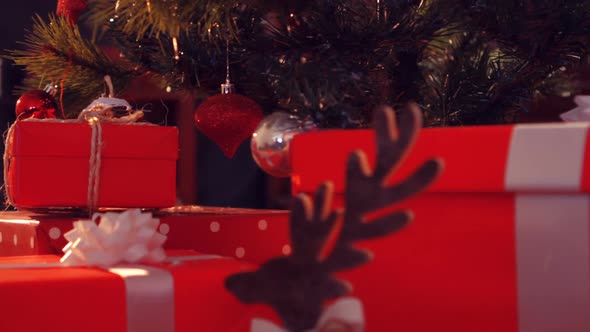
[226,104,443,332]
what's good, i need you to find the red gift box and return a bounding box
[0,207,290,264]
[290,122,590,332]
[0,216,51,256]
[0,252,279,332]
[292,123,590,194]
[5,121,178,209]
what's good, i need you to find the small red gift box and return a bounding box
[0,252,278,332]
[291,123,590,332]
[5,121,178,209]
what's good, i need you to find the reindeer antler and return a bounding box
[225,104,443,332]
[323,103,441,272]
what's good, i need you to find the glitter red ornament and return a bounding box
[194,33,264,158]
[15,89,59,120]
[57,0,88,25]
[194,82,263,158]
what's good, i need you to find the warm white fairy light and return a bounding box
[172,36,180,61]
[377,0,381,21]
[376,0,388,22]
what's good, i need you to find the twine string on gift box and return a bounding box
[86,116,102,211]
[3,76,151,213]
[3,125,17,210]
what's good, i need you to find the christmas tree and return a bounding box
[8,0,590,128]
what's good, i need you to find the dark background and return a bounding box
[0,2,56,117]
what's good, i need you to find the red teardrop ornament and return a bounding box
[194,93,263,158]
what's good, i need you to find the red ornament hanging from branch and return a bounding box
[194,82,263,158]
[57,0,88,26]
[193,36,263,158]
[15,87,60,120]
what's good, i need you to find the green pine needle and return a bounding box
[6,14,138,117]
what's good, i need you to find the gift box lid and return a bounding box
[291,122,590,194]
[8,121,178,160]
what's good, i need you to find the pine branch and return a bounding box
[470,0,590,62]
[232,0,449,127]
[87,0,244,42]
[8,0,590,126]
[415,0,590,126]
[6,15,137,117]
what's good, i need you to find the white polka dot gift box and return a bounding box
[0,206,290,264]
[290,121,590,332]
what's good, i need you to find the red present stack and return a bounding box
[291,122,590,332]
[4,115,590,331]
[0,207,288,332]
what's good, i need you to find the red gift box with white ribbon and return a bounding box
[0,253,281,332]
[290,122,590,332]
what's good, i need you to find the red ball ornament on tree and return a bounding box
[194,83,263,158]
[15,90,59,120]
[57,0,88,26]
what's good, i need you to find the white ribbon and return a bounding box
[560,95,590,122]
[251,297,365,332]
[504,122,589,192]
[60,209,167,267]
[77,91,144,210]
[109,265,176,332]
[78,96,144,124]
[515,194,590,331]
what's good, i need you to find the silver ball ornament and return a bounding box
[251,112,317,177]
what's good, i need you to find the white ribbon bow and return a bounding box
[251,297,364,332]
[78,96,144,123]
[78,75,144,123]
[560,96,590,122]
[60,209,167,268]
